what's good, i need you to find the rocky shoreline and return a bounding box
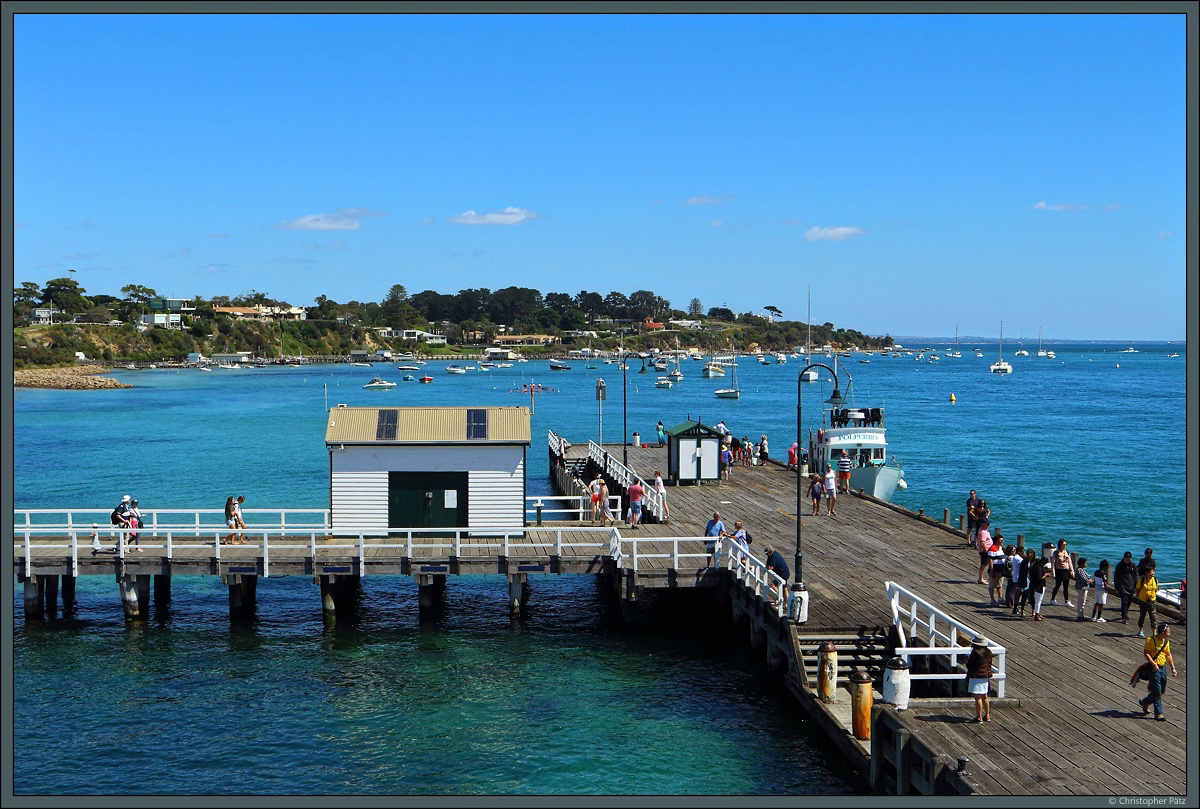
[14,364,134,390]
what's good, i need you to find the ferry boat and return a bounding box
[806,360,905,501]
[362,377,397,389]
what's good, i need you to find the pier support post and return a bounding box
[23,578,42,620]
[225,574,258,618]
[136,574,151,617]
[1016,533,1025,552]
[942,508,949,525]
[118,574,143,620]
[43,575,60,617]
[507,573,529,618]
[61,574,76,608]
[958,514,964,531]
[416,574,446,610]
[154,574,172,609]
[319,575,337,620]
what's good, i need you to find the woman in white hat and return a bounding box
[966,636,994,723]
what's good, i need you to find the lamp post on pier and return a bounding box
[795,362,843,590]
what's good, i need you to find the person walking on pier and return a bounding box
[656,421,666,447]
[223,496,238,545]
[1135,568,1159,638]
[233,495,247,544]
[741,435,752,467]
[627,478,644,529]
[1137,622,1177,721]
[1115,551,1138,622]
[653,471,669,523]
[1074,556,1091,621]
[823,464,837,516]
[966,636,994,722]
[589,475,603,523]
[1049,539,1074,607]
[970,499,990,547]
[965,489,980,546]
[127,498,143,552]
[1005,544,1022,610]
[787,442,799,471]
[1137,547,1157,580]
[758,434,769,465]
[987,539,1007,607]
[1092,560,1110,622]
[704,511,727,567]
[598,479,614,527]
[808,475,823,516]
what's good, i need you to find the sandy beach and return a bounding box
[14,364,133,390]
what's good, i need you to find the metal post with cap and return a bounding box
[795,361,843,589]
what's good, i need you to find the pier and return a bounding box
[12,442,1188,797]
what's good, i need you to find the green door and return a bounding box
[388,471,469,535]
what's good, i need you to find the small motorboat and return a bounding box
[396,364,420,371]
[402,374,415,381]
[352,362,373,367]
[549,362,571,371]
[446,365,467,374]
[655,377,673,388]
[363,377,397,389]
[418,375,433,383]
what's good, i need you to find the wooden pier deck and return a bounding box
[569,442,1188,797]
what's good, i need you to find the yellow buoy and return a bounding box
[949,393,956,403]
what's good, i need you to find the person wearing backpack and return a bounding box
[1135,569,1159,638]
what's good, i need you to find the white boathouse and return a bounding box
[324,405,531,536]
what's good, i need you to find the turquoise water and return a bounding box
[11,342,1186,794]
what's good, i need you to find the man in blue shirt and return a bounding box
[764,545,790,599]
[704,511,726,567]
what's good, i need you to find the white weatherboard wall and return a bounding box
[330,444,525,534]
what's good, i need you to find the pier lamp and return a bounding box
[795,362,842,589]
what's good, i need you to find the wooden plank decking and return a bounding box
[573,442,1188,797]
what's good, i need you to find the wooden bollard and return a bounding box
[849,670,873,740]
[959,514,965,531]
[943,508,949,524]
[1016,534,1025,552]
[817,641,838,703]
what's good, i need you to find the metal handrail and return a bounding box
[585,440,665,522]
[885,580,1008,697]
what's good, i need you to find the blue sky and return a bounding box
[12,12,1189,340]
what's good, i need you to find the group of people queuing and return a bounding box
[964,488,1181,721]
[711,421,770,479]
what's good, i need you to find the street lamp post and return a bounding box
[622,352,629,467]
[795,362,843,590]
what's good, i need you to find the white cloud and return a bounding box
[37,262,62,269]
[684,195,733,205]
[708,220,726,227]
[14,221,28,229]
[63,252,96,260]
[1156,229,1172,239]
[1031,200,1087,211]
[269,257,319,265]
[196,263,230,274]
[803,226,865,242]
[1101,203,1125,212]
[328,242,348,251]
[206,233,229,238]
[447,206,538,226]
[274,208,385,230]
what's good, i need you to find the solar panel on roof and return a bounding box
[466,408,487,439]
[376,409,398,441]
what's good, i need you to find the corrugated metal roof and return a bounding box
[324,406,531,444]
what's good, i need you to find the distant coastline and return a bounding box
[14,364,133,390]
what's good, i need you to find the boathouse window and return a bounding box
[466,408,488,440]
[376,409,399,441]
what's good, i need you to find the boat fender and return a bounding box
[949,393,956,403]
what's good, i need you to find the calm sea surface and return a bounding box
[11,341,1186,795]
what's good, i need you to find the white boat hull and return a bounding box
[849,465,904,502]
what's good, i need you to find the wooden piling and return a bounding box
[817,641,838,703]
[136,574,151,617]
[118,574,142,620]
[61,574,76,607]
[154,574,171,608]
[416,573,445,610]
[507,573,528,617]
[850,670,873,740]
[319,575,337,620]
[23,577,41,620]
[43,575,59,617]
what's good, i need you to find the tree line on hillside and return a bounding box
[14,277,890,358]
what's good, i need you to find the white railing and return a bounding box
[523,494,620,522]
[885,580,1008,697]
[716,539,799,621]
[586,440,665,522]
[14,508,330,533]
